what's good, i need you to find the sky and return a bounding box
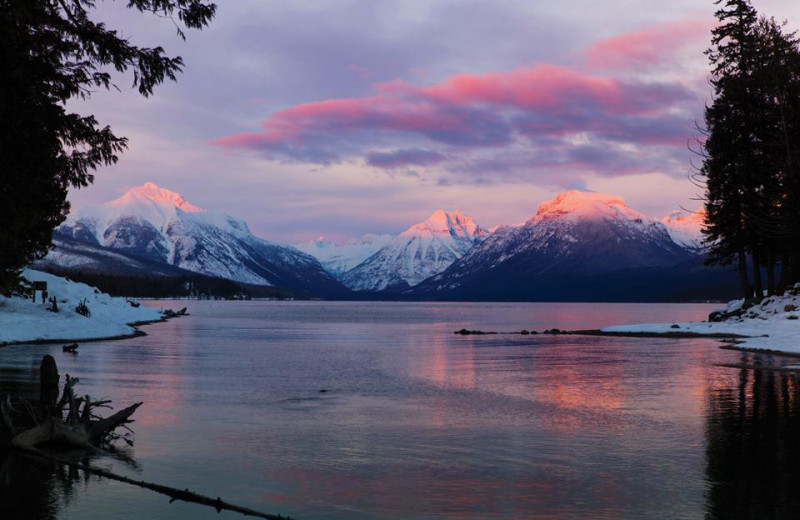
[66,0,800,243]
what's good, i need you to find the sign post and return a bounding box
[33,281,48,303]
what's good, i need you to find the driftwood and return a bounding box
[1,355,292,519]
[1,356,139,451]
[17,449,292,519]
[162,307,189,319]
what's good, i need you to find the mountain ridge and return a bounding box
[44,185,719,300]
[50,183,346,297]
[407,191,727,301]
[338,209,489,291]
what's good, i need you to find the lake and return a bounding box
[2,301,800,520]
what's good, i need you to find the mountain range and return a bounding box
[44,183,346,297]
[409,191,731,301]
[38,183,736,301]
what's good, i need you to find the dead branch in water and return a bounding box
[15,448,292,520]
[2,356,140,452]
[1,354,293,519]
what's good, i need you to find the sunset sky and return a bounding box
[67,0,800,243]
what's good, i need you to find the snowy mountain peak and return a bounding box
[661,208,706,250]
[54,183,343,294]
[340,210,488,291]
[530,190,645,224]
[294,233,394,276]
[307,236,333,248]
[662,208,705,228]
[110,182,205,214]
[404,210,488,238]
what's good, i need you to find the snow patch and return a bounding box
[661,208,705,251]
[294,234,393,275]
[603,291,800,355]
[530,190,646,224]
[0,269,162,345]
[341,210,489,291]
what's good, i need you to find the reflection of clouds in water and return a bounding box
[7,301,800,519]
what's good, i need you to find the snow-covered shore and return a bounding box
[0,269,163,345]
[602,289,800,355]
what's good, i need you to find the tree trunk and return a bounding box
[752,250,763,300]
[6,357,142,452]
[766,257,775,296]
[738,249,752,299]
[778,253,790,292]
[787,254,800,289]
[39,355,59,418]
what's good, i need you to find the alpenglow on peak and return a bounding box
[404,209,488,238]
[109,182,205,214]
[530,190,645,223]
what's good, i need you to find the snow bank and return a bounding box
[0,269,162,345]
[603,289,800,355]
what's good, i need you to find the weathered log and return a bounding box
[7,356,289,519]
[9,358,142,451]
[80,395,92,426]
[56,375,79,414]
[88,402,142,445]
[11,417,97,452]
[14,448,292,519]
[65,375,80,426]
[39,355,59,417]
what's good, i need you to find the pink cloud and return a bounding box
[214,20,703,178]
[584,21,710,70]
[419,64,692,116]
[214,64,692,153]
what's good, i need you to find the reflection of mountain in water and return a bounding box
[705,360,800,520]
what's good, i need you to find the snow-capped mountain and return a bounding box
[294,234,393,276]
[339,210,489,291]
[51,183,345,296]
[410,191,732,301]
[661,209,705,251]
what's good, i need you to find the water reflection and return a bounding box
[0,450,97,520]
[705,358,800,520]
[9,301,800,520]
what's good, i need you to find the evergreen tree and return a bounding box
[702,0,761,299]
[702,0,800,297]
[753,18,800,289]
[0,0,215,293]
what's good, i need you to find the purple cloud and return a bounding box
[213,61,697,178]
[366,149,447,169]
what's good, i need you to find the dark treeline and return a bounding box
[701,0,800,298]
[41,267,305,300]
[0,1,215,295]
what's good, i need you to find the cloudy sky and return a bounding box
[67,0,800,243]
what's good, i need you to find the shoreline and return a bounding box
[0,316,171,348]
[455,317,798,361]
[569,329,749,339]
[572,328,800,360]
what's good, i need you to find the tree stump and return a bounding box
[39,355,59,417]
[2,356,142,451]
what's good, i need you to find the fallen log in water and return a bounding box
[1,355,292,519]
[1,356,138,451]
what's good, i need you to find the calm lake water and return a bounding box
[2,301,800,520]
